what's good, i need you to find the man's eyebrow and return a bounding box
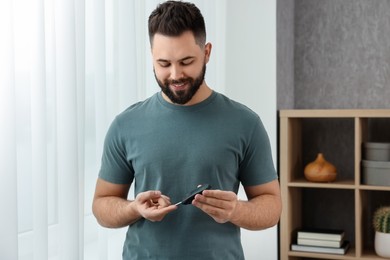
[179,56,195,62]
[156,56,195,63]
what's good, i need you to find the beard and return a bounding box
[154,64,207,105]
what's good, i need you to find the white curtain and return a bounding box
[0,0,228,259]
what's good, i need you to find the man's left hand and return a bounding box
[192,189,239,224]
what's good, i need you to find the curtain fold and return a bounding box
[55,0,81,258]
[118,0,138,109]
[31,0,48,259]
[92,2,109,259]
[75,1,86,259]
[0,0,18,259]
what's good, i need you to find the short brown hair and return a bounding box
[148,1,206,47]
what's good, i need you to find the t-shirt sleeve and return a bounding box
[98,118,134,184]
[239,117,278,186]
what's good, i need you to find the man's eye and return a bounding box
[181,60,193,66]
[158,62,169,67]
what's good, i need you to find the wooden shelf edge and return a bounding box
[288,247,356,259]
[288,248,386,260]
[359,185,390,191]
[286,182,390,191]
[287,179,355,189]
[280,109,390,118]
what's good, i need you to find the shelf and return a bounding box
[289,247,356,259]
[360,249,386,260]
[280,109,390,118]
[288,248,385,260]
[288,179,355,189]
[279,109,390,260]
[359,185,390,191]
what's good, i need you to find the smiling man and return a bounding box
[92,1,281,259]
[152,31,210,105]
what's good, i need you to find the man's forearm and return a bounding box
[92,197,141,228]
[230,194,281,230]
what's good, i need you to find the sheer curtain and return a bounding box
[0,0,227,259]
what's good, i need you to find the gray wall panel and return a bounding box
[277,0,295,109]
[293,0,390,109]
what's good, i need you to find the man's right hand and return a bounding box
[93,178,177,228]
[132,190,177,222]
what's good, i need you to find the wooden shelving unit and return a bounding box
[279,109,390,260]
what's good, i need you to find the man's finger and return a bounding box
[137,190,162,202]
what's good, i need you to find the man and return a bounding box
[92,1,281,259]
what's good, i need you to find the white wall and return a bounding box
[224,1,278,259]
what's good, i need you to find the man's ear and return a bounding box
[204,42,212,63]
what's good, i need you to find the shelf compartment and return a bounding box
[285,187,356,260]
[301,118,355,184]
[358,190,390,257]
[300,188,355,244]
[281,116,356,184]
[358,117,390,186]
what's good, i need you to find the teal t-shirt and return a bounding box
[99,91,277,260]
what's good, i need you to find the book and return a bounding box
[297,228,345,241]
[297,237,344,248]
[291,241,350,255]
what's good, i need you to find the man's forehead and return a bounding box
[151,32,202,60]
[152,31,198,46]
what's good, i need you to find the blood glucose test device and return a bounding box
[175,184,211,206]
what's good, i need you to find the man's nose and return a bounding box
[170,65,184,80]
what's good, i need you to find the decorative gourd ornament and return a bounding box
[304,153,337,182]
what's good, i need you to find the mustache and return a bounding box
[166,78,191,85]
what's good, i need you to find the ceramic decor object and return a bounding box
[304,153,337,182]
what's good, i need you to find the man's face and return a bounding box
[151,31,210,105]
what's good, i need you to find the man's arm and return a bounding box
[192,179,282,230]
[92,178,177,228]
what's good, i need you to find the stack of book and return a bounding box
[291,228,350,255]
